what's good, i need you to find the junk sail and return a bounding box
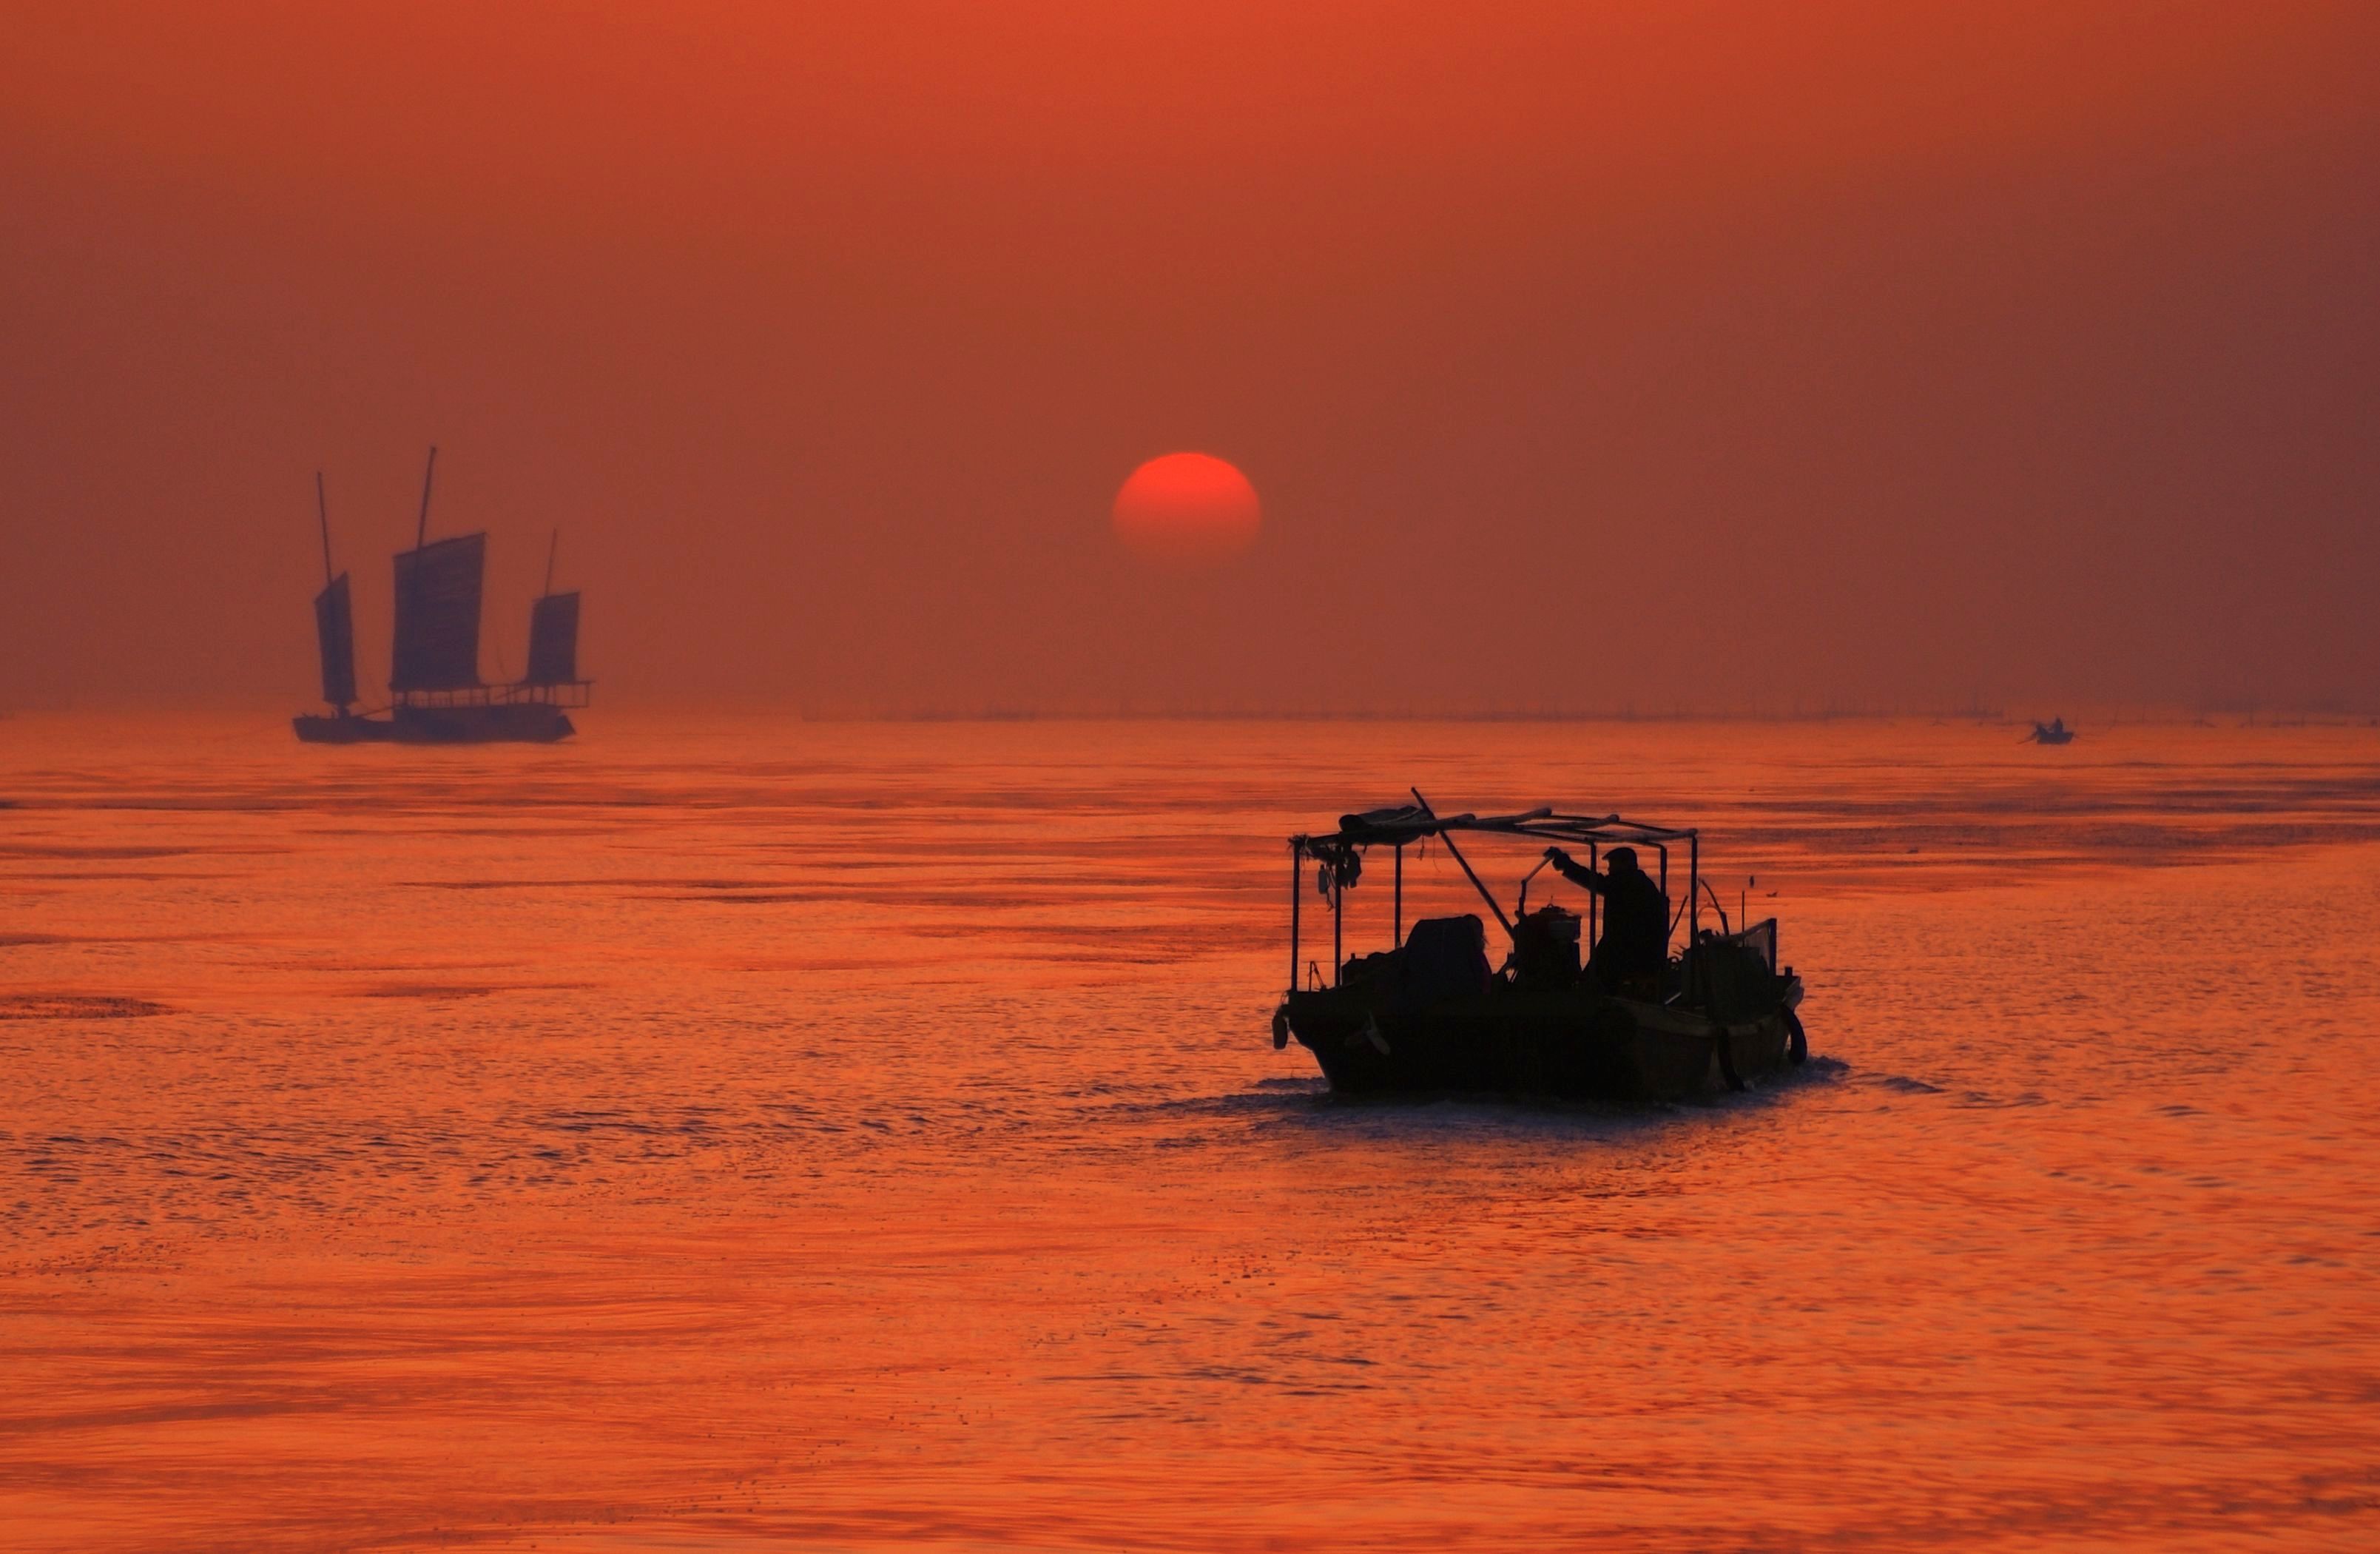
[311,471,356,710]
[294,448,590,745]
[390,534,485,690]
[314,574,357,708]
[525,591,580,685]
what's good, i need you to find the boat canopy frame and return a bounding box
[1286,790,1701,996]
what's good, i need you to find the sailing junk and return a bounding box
[294,450,590,744]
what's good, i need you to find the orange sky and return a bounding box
[4,2,2375,713]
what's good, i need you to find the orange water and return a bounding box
[3,716,2376,1550]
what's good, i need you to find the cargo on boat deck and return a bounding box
[1382,915,1493,1004]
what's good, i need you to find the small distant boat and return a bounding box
[294,450,590,744]
[1270,791,1807,1103]
[2023,717,2075,745]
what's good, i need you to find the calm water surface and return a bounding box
[2,716,2376,1550]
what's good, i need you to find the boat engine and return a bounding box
[1509,905,1581,989]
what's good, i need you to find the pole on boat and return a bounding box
[1393,843,1403,949]
[315,472,334,585]
[1587,841,1599,955]
[1412,787,1514,941]
[415,445,438,548]
[1332,867,1343,986]
[543,528,559,596]
[1287,841,1302,997]
[1688,833,1699,943]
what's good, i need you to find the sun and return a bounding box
[1111,453,1261,563]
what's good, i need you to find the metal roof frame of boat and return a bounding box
[1291,803,1694,850]
[1282,788,1710,991]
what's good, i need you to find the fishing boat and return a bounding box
[294,449,590,744]
[2023,717,2075,745]
[1270,791,1807,1102]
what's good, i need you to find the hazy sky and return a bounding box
[5,2,2376,713]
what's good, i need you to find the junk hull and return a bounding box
[292,704,575,744]
[1281,980,1801,1103]
[389,702,575,743]
[292,713,395,744]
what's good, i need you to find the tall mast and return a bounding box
[543,528,558,597]
[415,445,438,548]
[315,471,334,585]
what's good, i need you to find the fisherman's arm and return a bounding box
[1542,847,1605,895]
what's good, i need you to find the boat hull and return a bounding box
[292,713,395,744]
[1281,980,1800,1103]
[293,704,576,744]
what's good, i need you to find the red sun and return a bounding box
[1111,453,1261,563]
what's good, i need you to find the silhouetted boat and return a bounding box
[2023,717,2075,745]
[294,450,590,744]
[1270,792,1807,1102]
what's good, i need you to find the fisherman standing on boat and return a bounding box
[1543,846,1671,992]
